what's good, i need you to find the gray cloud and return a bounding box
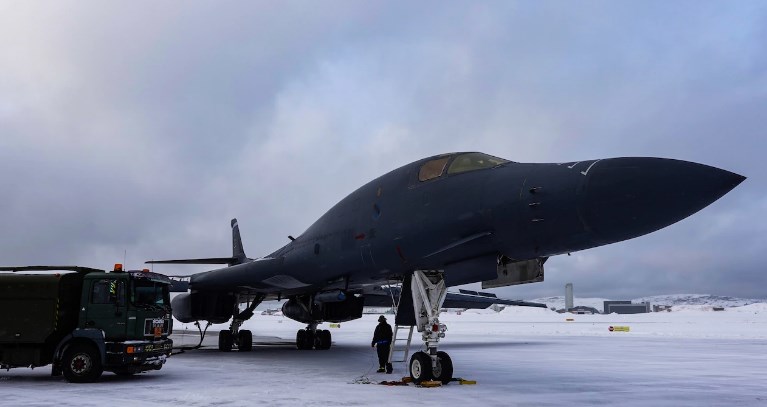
[1,1,764,299]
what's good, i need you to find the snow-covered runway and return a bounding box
[3,308,766,406]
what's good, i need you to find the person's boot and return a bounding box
[386,363,393,374]
[377,366,385,373]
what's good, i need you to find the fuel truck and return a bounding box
[0,265,173,382]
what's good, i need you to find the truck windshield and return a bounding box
[131,280,170,309]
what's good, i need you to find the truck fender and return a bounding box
[52,329,106,374]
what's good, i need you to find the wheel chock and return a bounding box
[401,376,413,383]
[418,380,443,388]
[449,377,477,385]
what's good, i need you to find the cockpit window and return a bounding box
[418,157,450,181]
[447,153,509,175]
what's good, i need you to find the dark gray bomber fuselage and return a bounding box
[181,153,744,303]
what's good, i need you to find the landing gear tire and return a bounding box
[62,344,103,383]
[433,351,453,384]
[314,330,331,350]
[296,329,305,349]
[296,329,315,350]
[219,330,233,352]
[238,330,253,352]
[321,329,332,350]
[409,351,433,384]
[304,330,315,349]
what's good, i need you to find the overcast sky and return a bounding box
[1,1,764,300]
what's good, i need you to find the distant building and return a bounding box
[604,300,651,314]
[568,306,599,315]
[604,300,631,313]
[364,307,394,315]
[653,305,672,312]
[565,283,574,310]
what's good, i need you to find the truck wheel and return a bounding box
[62,344,103,383]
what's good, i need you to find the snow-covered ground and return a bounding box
[3,306,767,406]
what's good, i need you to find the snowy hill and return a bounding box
[530,294,766,311]
[632,294,765,308]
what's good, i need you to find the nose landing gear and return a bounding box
[407,270,453,384]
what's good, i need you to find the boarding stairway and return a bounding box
[388,324,415,363]
[386,276,418,365]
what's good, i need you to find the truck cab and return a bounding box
[69,267,174,377]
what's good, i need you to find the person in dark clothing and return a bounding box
[371,315,393,373]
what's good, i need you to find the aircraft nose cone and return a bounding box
[579,157,745,244]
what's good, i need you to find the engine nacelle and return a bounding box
[282,294,364,324]
[171,291,235,324]
[281,298,313,323]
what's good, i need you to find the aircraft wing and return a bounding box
[362,286,547,309]
[444,289,548,309]
[147,257,238,265]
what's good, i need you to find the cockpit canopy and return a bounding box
[418,152,510,182]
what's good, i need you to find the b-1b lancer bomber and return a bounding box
[149,152,744,383]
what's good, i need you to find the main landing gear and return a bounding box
[218,294,264,352]
[408,270,453,384]
[296,323,332,350]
